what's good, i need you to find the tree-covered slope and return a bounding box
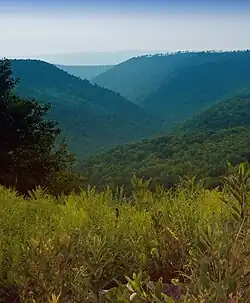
[176,95,250,134]
[11,60,160,158]
[93,52,197,105]
[144,51,250,125]
[56,64,113,80]
[80,96,250,190]
[94,51,250,126]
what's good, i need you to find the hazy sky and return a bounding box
[0,0,250,64]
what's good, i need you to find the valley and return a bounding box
[56,64,113,80]
[11,59,161,158]
[94,50,250,126]
[10,50,250,162]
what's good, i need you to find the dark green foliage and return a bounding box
[176,96,250,135]
[11,59,161,158]
[0,59,75,194]
[56,64,113,80]
[80,96,250,191]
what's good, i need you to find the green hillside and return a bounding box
[94,51,250,128]
[80,96,250,191]
[56,64,113,80]
[11,60,160,158]
[176,95,250,134]
[93,52,196,105]
[144,51,250,125]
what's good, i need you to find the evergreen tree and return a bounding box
[0,58,75,193]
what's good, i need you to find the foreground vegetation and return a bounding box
[0,162,249,302]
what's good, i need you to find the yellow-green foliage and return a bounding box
[0,163,249,302]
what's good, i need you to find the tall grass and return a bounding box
[0,163,249,302]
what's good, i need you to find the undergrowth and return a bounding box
[0,162,249,302]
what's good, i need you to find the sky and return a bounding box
[0,0,250,65]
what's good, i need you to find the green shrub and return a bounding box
[0,162,249,302]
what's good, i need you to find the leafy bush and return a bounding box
[0,162,249,302]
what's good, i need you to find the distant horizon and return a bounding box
[6,48,250,65]
[1,0,250,64]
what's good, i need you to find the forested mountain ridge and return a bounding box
[144,51,250,125]
[11,59,161,158]
[94,51,250,128]
[93,52,197,105]
[80,96,250,191]
[56,64,113,80]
